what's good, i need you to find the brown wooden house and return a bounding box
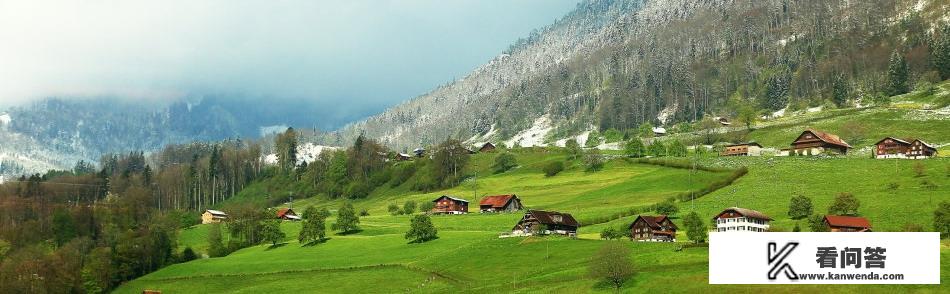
[276,208,301,221]
[511,210,579,237]
[479,194,523,213]
[874,137,912,158]
[478,142,497,153]
[721,142,763,156]
[431,195,469,214]
[395,153,413,161]
[823,215,871,232]
[629,215,677,242]
[908,139,938,158]
[786,129,852,155]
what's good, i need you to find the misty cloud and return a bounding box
[0,0,579,121]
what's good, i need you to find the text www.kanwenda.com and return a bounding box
[798,272,905,281]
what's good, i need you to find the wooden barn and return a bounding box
[276,208,301,221]
[629,215,677,242]
[478,194,523,213]
[431,195,469,214]
[824,215,872,232]
[479,142,497,153]
[874,137,937,159]
[511,210,579,237]
[201,209,228,224]
[413,148,426,158]
[785,129,851,155]
[721,142,763,156]
[712,207,772,232]
[395,153,412,161]
[874,137,912,158]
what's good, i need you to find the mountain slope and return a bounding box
[329,0,950,150]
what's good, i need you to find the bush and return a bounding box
[359,208,370,216]
[419,201,435,213]
[180,247,197,262]
[405,215,438,243]
[622,138,646,158]
[603,128,624,143]
[808,214,828,232]
[584,149,605,171]
[655,199,679,216]
[403,200,417,215]
[683,211,707,243]
[600,226,625,240]
[492,152,518,174]
[589,242,634,292]
[903,223,924,232]
[934,201,950,239]
[827,192,860,216]
[345,181,372,199]
[787,194,813,220]
[543,161,565,177]
[388,203,401,216]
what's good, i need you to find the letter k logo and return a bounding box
[768,242,799,280]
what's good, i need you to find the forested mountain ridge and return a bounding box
[329,0,950,150]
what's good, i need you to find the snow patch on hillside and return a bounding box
[555,131,590,147]
[807,106,823,113]
[263,143,340,165]
[505,116,552,147]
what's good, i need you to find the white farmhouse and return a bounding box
[712,207,772,232]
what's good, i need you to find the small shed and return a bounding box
[479,142,497,153]
[652,127,667,137]
[201,209,228,224]
[721,142,763,156]
[277,208,301,221]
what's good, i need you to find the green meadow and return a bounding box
[122,85,950,293]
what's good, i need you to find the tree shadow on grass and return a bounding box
[301,238,332,247]
[407,236,439,244]
[335,229,363,236]
[265,243,288,250]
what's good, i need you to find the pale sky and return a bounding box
[0,0,580,126]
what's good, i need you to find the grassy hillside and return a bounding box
[123,85,950,293]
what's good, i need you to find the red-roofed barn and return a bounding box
[276,208,301,221]
[479,194,523,213]
[824,215,872,232]
[786,129,852,155]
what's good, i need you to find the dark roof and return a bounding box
[276,208,296,218]
[479,195,516,208]
[824,215,871,229]
[629,215,678,230]
[713,207,773,221]
[874,137,912,146]
[726,142,763,148]
[526,210,579,227]
[433,195,469,203]
[801,129,852,148]
[480,142,496,149]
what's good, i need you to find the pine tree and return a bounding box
[831,73,849,107]
[683,211,707,243]
[887,49,910,96]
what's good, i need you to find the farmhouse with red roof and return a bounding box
[824,215,872,232]
[479,194,523,213]
[784,129,852,156]
[276,208,300,221]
